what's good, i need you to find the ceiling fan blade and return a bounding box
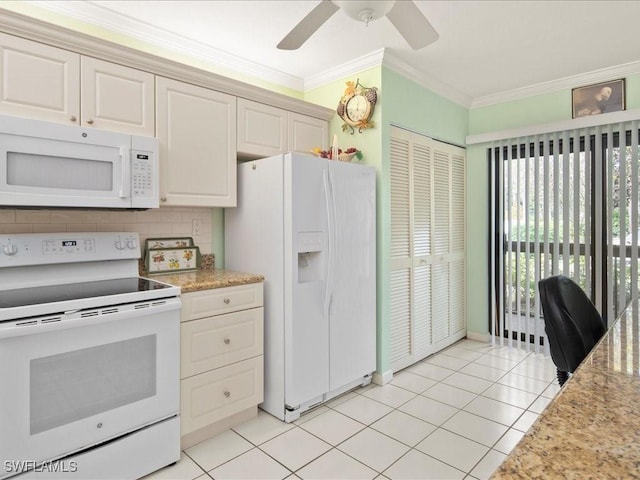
[386,0,439,50]
[277,0,339,50]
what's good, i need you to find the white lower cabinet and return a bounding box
[179,282,264,449]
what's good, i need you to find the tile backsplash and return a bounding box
[0,206,214,254]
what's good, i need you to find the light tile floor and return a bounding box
[144,339,560,480]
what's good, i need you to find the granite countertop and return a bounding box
[491,300,640,479]
[145,268,263,293]
[140,253,263,293]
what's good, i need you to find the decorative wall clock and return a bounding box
[337,80,377,134]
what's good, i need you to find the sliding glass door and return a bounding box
[489,121,640,351]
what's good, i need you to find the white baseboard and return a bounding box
[372,369,393,385]
[466,331,491,343]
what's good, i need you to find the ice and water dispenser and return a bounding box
[297,231,325,283]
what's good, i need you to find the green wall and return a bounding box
[465,73,640,337]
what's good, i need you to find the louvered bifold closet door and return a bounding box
[432,148,451,343]
[390,131,413,368]
[412,139,433,360]
[450,150,466,335]
[390,126,466,372]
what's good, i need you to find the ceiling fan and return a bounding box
[277,0,439,51]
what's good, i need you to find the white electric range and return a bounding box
[0,232,181,479]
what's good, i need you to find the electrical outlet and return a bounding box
[192,219,202,237]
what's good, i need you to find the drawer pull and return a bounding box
[224,390,231,398]
[224,338,231,345]
[223,298,231,304]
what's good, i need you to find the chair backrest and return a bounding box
[538,275,606,374]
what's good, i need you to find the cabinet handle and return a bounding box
[160,197,167,202]
[223,298,231,304]
[86,119,94,125]
[224,391,231,398]
[224,338,230,345]
[70,115,77,122]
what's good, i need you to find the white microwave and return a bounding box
[0,115,159,209]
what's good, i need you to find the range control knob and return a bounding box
[115,240,125,250]
[2,243,17,256]
[127,239,138,250]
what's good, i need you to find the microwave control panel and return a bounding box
[132,150,153,198]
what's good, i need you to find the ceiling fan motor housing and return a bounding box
[333,0,395,23]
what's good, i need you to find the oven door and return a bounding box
[0,297,180,477]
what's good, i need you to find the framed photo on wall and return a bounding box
[572,79,625,118]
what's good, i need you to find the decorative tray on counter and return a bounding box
[145,237,194,250]
[145,246,201,274]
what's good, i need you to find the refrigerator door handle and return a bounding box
[323,168,333,317]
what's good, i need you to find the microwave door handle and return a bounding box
[119,146,131,198]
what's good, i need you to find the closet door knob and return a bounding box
[224,338,230,345]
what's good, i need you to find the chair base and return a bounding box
[557,369,570,386]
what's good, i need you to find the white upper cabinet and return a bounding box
[0,33,154,136]
[0,32,80,124]
[237,98,328,159]
[287,111,328,154]
[237,98,287,158]
[156,76,237,207]
[80,57,154,136]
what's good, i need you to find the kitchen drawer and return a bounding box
[181,307,263,378]
[180,356,263,436]
[181,283,263,322]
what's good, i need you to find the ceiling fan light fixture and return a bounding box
[333,0,395,24]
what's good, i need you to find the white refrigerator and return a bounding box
[225,152,376,422]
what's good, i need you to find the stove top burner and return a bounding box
[0,277,173,309]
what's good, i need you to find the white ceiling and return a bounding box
[27,0,640,108]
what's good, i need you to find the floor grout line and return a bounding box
[162,340,558,480]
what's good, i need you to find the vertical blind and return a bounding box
[490,120,640,353]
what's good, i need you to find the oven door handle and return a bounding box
[0,297,181,339]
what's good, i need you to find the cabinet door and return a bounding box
[81,57,154,136]
[237,98,287,158]
[0,32,80,124]
[180,356,263,436]
[181,283,264,321]
[288,112,328,154]
[181,307,263,378]
[156,76,237,207]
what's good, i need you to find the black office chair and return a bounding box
[538,275,606,386]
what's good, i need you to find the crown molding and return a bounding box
[0,8,333,120]
[17,1,640,112]
[305,48,475,108]
[304,49,386,91]
[381,52,474,108]
[27,0,305,92]
[471,61,640,109]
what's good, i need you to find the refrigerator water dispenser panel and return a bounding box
[297,231,324,252]
[297,231,325,283]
